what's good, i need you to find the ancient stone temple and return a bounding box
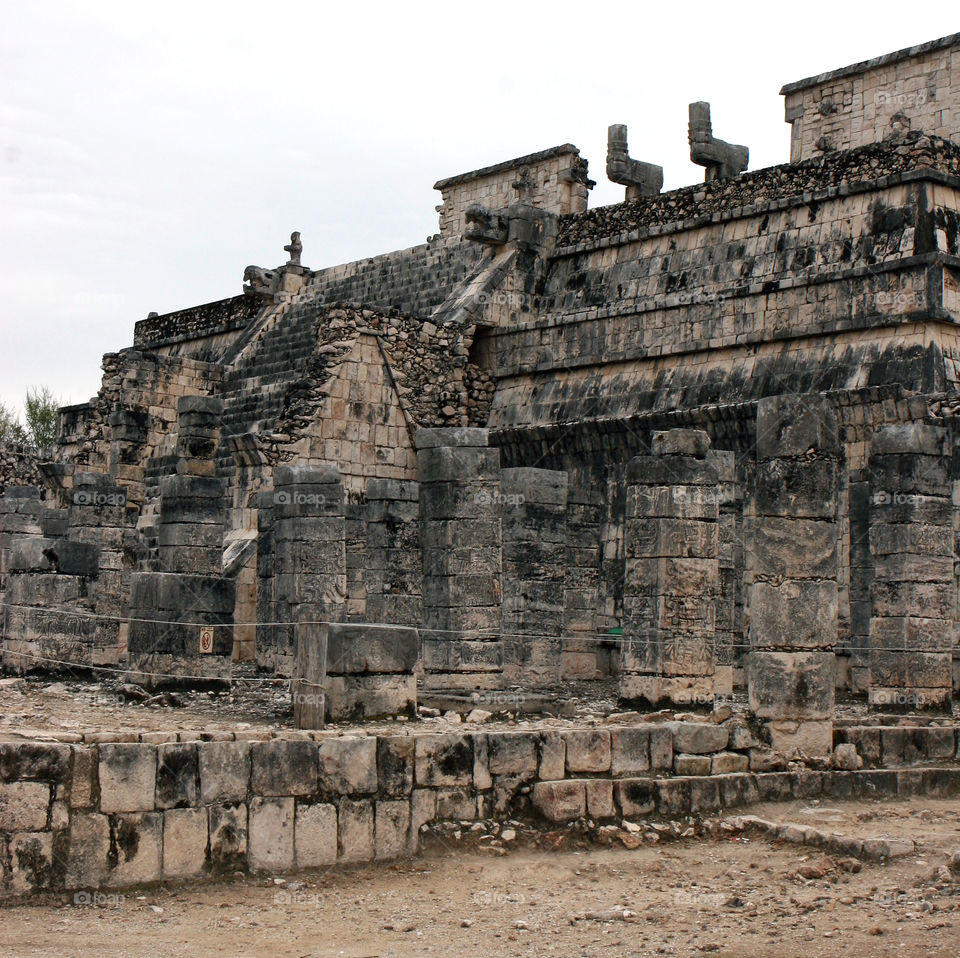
[3,33,960,741]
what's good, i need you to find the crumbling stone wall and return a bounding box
[0,445,46,497]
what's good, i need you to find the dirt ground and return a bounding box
[3,797,960,958]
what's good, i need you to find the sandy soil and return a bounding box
[3,798,960,958]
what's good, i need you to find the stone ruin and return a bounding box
[2,32,960,748]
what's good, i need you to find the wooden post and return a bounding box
[292,621,327,729]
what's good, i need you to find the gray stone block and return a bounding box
[325,623,418,675]
[156,743,198,809]
[248,797,294,872]
[251,740,318,797]
[208,803,247,871]
[415,427,489,449]
[99,744,157,813]
[318,737,378,795]
[338,798,374,862]
[295,802,337,868]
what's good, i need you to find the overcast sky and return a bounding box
[0,1,954,416]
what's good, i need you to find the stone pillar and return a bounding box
[747,395,839,756]
[363,479,421,627]
[271,465,347,679]
[69,472,132,666]
[126,397,235,687]
[847,478,874,694]
[868,424,954,711]
[0,486,62,595]
[711,449,740,697]
[418,427,503,691]
[1,485,98,673]
[620,429,719,708]
[500,467,568,687]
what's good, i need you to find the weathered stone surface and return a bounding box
[674,753,712,775]
[531,781,586,822]
[106,813,162,888]
[615,778,655,817]
[248,797,295,872]
[748,652,835,720]
[414,734,473,787]
[0,781,49,831]
[199,741,251,804]
[295,802,337,868]
[585,779,616,819]
[486,731,539,776]
[156,743,198,809]
[375,800,411,860]
[251,740,317,797]
[208,803,247,871]
[538,732,566,781]
[10,831,53,893]
[318,737,377,795]
[0,743,71,783]
[672,723,729,755]
[162,807,207,878]
[711,751,750,775]
[338,798,374,862]
[377,737,414,798]
[564,730,611,773]
[610,727,650,777]
[99,745,157,813]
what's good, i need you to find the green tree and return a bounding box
[23,386,60,447]
[0,401,27,444]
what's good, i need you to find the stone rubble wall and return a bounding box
[132,295,269,358]
[556,134,960,249]
[0,723,957,899]
[781,34,960,163]
[0,446,46,497]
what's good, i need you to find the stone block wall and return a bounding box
[782,33,960,162]
[2,722,958,899]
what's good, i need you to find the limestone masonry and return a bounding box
[4,34,960,737]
